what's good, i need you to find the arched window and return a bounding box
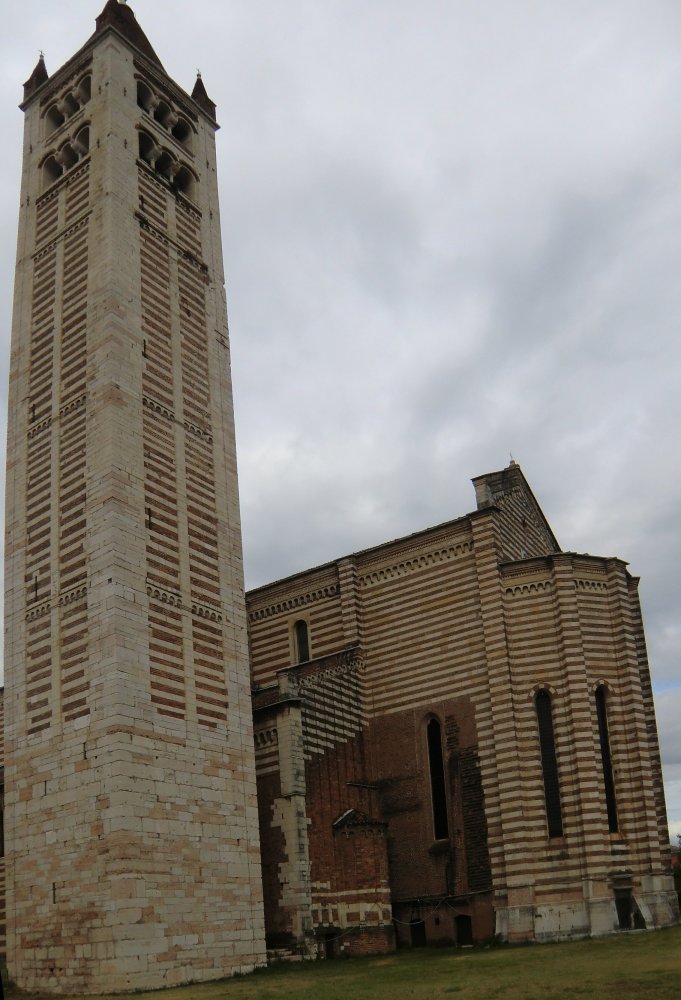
[535,690,563,837]
[57,92,79,119]
[138,130,197,203]
[294,619,309,663]
[427,717,449,840]
[75,74,91,107]
[57,141,78,171]
[45,103,65,135]
[138,128,159,165]
[174,165,197,200]
[73,125,90,158]
[137,79,155,113]
[172,117,193,150]
[154,149,176,181]
[42,154,63,188]
[154,99,173,127]
[595,686,618,833]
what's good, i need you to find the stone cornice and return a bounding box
[504,581,552,598]
[248,584,339,623]
[358,540,472,588]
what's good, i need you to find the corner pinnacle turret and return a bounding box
[23,53,48,102]
[192,71,218,122]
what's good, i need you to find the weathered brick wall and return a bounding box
[255,767,290,945]
[370,698,490,904]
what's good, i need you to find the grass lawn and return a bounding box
[11,925,681,1000]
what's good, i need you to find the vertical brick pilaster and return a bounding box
[550,555,604,869]
[605,560,667,873]
[625,575,671,866]
[272,698,314,948]
[469,511,516,902]
[338,558,361,647]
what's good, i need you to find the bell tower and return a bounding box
[5,2,265,991]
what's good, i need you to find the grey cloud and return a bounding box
[2,0,680,832]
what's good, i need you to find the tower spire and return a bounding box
[93,0,164,68]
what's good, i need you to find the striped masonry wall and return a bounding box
[248,464,676,948]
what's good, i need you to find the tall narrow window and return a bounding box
[294,619,309,663]
[427,718,449,840]
[595,686,618,833]
[535,690,563,837]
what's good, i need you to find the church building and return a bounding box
[248,461,677,955]
[1,1,676,994]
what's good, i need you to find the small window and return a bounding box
[427,717,449,840]
[595,686,618,833]
[294,619,309,663]
[535,690,563,838]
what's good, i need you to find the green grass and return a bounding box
[10,926,681,1000]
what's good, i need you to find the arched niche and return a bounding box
[57,142,79,171]
[137,79,156,114]
[72,125,90,158]
[172,117,193,151]
[138,128,159,165]
[75,74,91,106]
[45,103,65,135]
[153,99,172,127]
[175,164,198,200]
[42,153,63,188]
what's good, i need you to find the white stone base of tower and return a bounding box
[7,724,266,993]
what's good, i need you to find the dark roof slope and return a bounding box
[92,0,164,69]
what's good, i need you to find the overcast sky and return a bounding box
[1,1,679,841]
